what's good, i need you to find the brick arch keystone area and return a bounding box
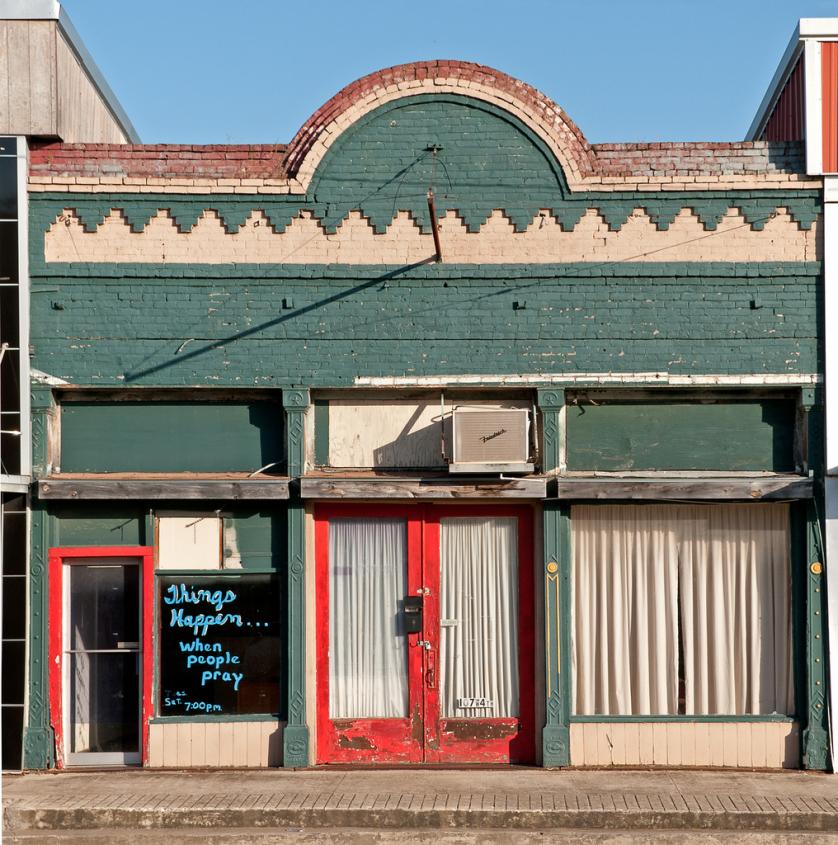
[283,60,595,191]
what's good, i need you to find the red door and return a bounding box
[315,504,534,765]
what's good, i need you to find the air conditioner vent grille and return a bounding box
[452,409,530,469]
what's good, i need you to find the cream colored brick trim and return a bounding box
[354,373,823,387]
[43,207,821,265]
[27,172,823,195]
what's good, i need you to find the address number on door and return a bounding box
[456,697,494,709]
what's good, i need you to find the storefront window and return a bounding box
[158,574,281,716]
[572,503,793,716]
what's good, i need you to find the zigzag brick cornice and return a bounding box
[31,192,822,239]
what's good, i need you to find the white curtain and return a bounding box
[439,517,519,718]
[329,518,409,719]
[572,505,679,715]
[572,504,793,717]
[680,504,793,715]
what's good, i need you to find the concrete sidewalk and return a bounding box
[4,767,838,843]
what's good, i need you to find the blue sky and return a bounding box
[62,0,838,145]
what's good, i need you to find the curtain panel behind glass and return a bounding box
[328,518,409,719]
[572,504,792,717]
[439,517,519,718]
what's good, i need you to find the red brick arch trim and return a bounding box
[283,60,595,191]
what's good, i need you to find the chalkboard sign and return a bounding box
[158,575,281,716]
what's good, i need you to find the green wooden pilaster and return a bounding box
[802,500,829,769]
[800,388,829,769]
[538,389,570,766]
[282,388,310,767]
[23,385,56,769]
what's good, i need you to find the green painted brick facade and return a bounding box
[29,263,821,387]
[24,92,830,771]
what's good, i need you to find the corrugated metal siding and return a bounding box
[822,42,838,172]
[763,58,805,142]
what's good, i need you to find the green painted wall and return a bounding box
[311,95,565,231]
[49,506,283,570]
[29,263,821,387]
[566,399,797,472]
[60,401,284,472]
[52,506,147,546]
[224,509,284,570]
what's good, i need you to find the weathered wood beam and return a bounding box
[301,476,547,499]
[555,476,813,501]
[37,478,290,500]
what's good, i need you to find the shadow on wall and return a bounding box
[371,404,450,469]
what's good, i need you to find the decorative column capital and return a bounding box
[537,387,566,411]
[282,388,311,411]
[30,384,56,412]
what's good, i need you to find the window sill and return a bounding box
[570,714,796,723]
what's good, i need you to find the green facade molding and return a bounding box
[282,388,310,766]
[802,499,829,770]
[30,189,821,251]
[23,385,57,770]
[537,389,570,766]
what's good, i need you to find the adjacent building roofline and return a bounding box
[747,18,838,142]
[0,0,140,142]
[746,23,803,141]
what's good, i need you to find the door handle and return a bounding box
[426,649,436,690]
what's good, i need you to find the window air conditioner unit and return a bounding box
[450,409,533,474]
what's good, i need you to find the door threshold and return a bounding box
[314,763,540,770]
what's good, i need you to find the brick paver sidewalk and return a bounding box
[4,768,838,836]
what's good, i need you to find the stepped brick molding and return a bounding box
[28,62,820,194]
[28,141,818,194]
[44,207,820,265]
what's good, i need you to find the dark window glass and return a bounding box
[2,576,25,639]
[0,138,18,155]
[2,509,25,574]
[0,156,17,219]
[0,433,21,476]
[2,706,23,770]
[0,222,18,283]
[158,575,281,716]
[0,286,19,349]
[1,641,25,704]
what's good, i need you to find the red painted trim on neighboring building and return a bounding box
[47,546,154,769]
[763,57,805,142]
[822,42,838,172]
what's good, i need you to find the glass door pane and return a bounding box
[65,560,141,765]
[70,564,139,650]
[329,518,408,718]
[439,517,519,718]
[69,652,139,753]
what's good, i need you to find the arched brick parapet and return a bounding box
[283,60,595,191]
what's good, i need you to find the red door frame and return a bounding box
[314,504,535,765]
[48,546,154,768]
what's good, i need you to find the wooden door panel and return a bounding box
[315,505,423,764]
[424,506,536,765]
